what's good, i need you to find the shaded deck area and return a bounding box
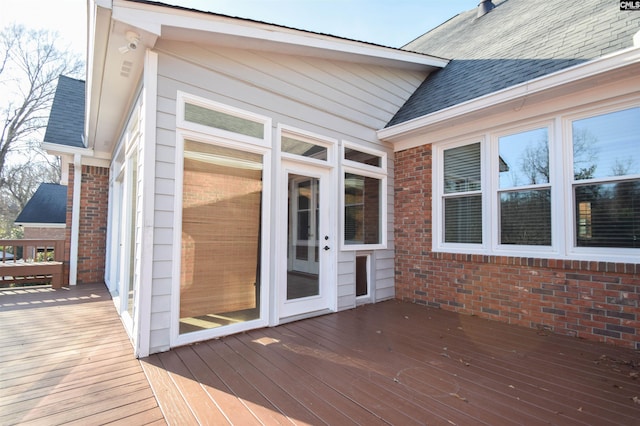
[0,284,165,425]
[1,283,639,425]
[145,300,640,425]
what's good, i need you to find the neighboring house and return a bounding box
[45,0,638,357]
[14,183,67,240]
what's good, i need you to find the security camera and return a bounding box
[125,31,140,50]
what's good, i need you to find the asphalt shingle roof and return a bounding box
[388,0,640,127]
[44,75,85,148]
[15,183,67,225]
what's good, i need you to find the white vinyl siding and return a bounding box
[144,42,423,348]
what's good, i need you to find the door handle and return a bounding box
[323,246,330,251]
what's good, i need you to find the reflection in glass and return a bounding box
[575,181,640,248]
[573,107,640,180]
[127,151,138,318]
[282,136,328,161]
[500,189,551,245]
[344,173,381,245]
[345,147,381,167]
[179,141,263,334]
[499,128,549,188]
[444,143,481,193]
[184,103,264,139]
[288,175,320,300]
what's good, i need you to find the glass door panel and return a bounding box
[288,175,320,300]
[179,140,264,335]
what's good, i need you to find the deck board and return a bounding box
[2,284,639,425]
[145,300,640,425]
[0,284,165,425]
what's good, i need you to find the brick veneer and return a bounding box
[23,227,65,240]
[395,144,640,349]
[65,164,109,285]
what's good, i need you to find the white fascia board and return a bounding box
[111,1,447,70]
[42,142,94,157]
[15,223,66,228]
[42,142,111,167]
[379,46,640,145]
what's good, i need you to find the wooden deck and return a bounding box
[2,283,639,425]
[144,301,640,425]
[0,284,165,425]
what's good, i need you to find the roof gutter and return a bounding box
[378,45,640,146]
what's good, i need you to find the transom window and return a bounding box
[177,91,270,147]
[434,103,639,262]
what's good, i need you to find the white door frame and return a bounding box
[276,160,337,320]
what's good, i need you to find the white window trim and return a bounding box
[341,141,388,251]
[491,121,559,257]
[433,137,488,254]
[176,91,271,149]
[432,99,640,263]
[171,95,272,349]
[277,124,337,168]
[562,100,640,262]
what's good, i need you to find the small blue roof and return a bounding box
[44,75,85,148]
[15,183,67,225]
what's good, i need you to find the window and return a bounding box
[342,143,387,249]
[344,173,381,244]
[177,91,270,147]
[571,107,640,248]
[443,143,482,243]
[498,128,551,246]
[184,103,264,139]
[434,103,639,261]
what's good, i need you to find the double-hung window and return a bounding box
[498,127,552,246]
[571,107,640,249]
[442,142,483,244]
[434,103,639,262]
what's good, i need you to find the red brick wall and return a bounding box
[395,144,640,349]
[65,164,109,285]
[23,227,65,240]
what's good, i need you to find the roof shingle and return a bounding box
[388,0,640,127]
[15,183,67,225]
[44,75,85,148]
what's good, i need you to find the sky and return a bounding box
[1,0,480,54]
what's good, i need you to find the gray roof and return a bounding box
[388,0,640,127]
[15,183,67,225]
[44,75,85,148]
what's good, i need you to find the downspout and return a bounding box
[69,153,82,286]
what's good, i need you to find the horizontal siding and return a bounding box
[147,41,426,351]
[337,251,356,310]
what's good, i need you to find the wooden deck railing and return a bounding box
[0,239,65,288]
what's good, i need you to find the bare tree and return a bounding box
[3,151,60,211]
[0,24,83,186]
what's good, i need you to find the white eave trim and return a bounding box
[111,0,448,70]
[15,222,66,229]
[42,142,111,167]
[378,45,640,145]
[42,142,93,157]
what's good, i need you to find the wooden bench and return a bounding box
[0,239,65,289]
